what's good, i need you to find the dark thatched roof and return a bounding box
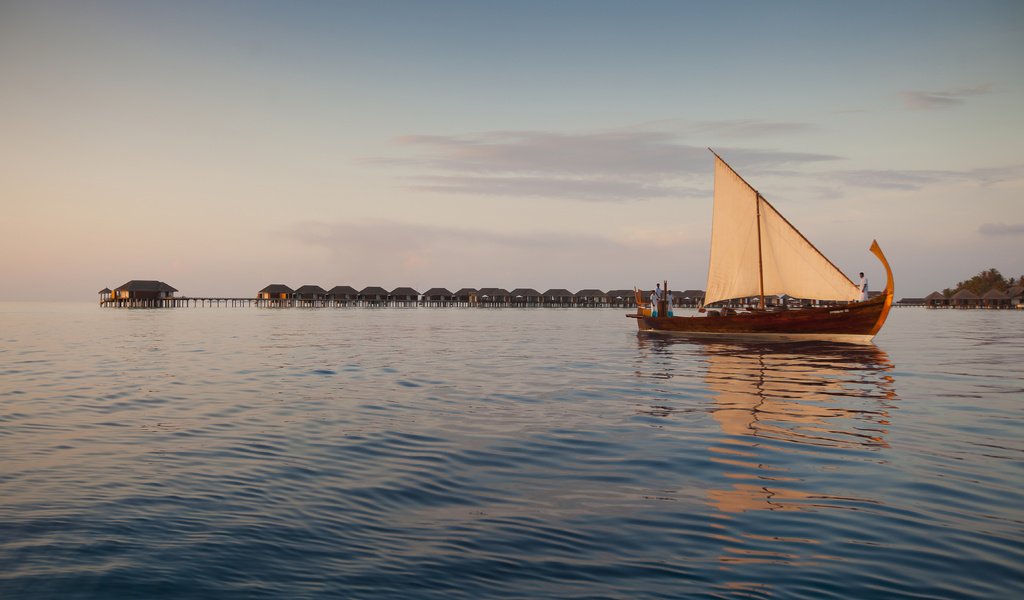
[453,288,477,296]
[982,288,1009,300]
[478,288,510,298]
[605,289,633,298]
[259,284,294,294]
[951,289,980,300]
[574,289,606,297]
[99,288,111,294]
[294,285,327,295]
[390,287,419,296]
[328,285,358,296]
[115,280,177,293]
[924,291,946,300]
[423,288,453,297]
[358,286,389,296]
[509,288,541,297]
[543,289,573,297]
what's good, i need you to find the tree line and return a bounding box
[941,268,1023,297]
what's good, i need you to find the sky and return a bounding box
[1,0,1022,300]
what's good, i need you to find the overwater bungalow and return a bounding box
[676,289,706,308]
[102,280,178,307]
[896,297,926,307]
[358,286,389,306]
[542,289,574,307]
[925,291,949,309]
[115,280,177,299]
[509,288,542,307]
[258,284,293,300]
[574,289,608,307]
[327,285,358,306]
[606,289,637,308]
[422,288,453,306]
[294,285,327,305]
[452,288,477,306]
[390,287,420,306]
[477,288,511,307]
[951,289,980,309]
[1009,285,1024,308]
[982,288,1010,309]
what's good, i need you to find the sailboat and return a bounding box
[630,150,894,343]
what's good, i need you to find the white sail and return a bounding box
[704,156,861,307]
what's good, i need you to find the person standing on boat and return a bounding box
[653,284,663,317]
[859,272,869,301]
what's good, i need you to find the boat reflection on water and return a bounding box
[635,334,898,513]
[634,335,900,587]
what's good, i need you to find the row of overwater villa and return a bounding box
[98,281,1024,309]
[98,281,710,308]
[894,286,1024,309]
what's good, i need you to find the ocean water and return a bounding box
[1,303,1022,599]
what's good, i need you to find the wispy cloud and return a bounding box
[828,164,1024,191]
[281,219,705,289]
[407,174,699,202]
[365,129,839,202]
[978,223,1024,236]
[900,84,994,110]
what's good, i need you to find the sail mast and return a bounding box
[755,193,765,310]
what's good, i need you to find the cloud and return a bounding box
[827,164,1024,191]
[407,174,699,202]
[900,84,994,110]
[281,219,706,290]
[365,129,839,201]
[978,223,1024,236]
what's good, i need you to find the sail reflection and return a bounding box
[635,335,897,514]
[700,339,896,515]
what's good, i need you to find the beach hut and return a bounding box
[452,288,478,306]
[358,286,389,306]
[574,289,608,307]
[981,288,1010,309]
[509,288,542,307]
[422,288,453,306]
[924,291,948,309]
[477,288,510,307]
[390,287,420,306]
[327,285,358,306]
[951,289,980,309]
[99,288,112,304]
[542,289,574,307]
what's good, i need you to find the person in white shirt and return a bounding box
[859,272,869,301]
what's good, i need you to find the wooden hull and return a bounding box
[633,293,892,343]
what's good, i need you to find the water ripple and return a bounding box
[0,305,1022,598]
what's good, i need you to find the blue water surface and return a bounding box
[1,304,1022,599]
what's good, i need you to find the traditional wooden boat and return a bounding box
[630,151,894,343]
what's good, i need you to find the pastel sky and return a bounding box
[2,0,1022,300]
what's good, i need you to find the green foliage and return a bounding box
[943,268,1019,297]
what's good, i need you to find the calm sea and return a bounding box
[1,303,1022,599]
